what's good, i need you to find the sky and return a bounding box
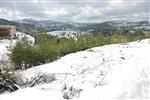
[0,0,150,23]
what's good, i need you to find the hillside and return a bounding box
[0,38,149,100]
[47,31,90,38]
[1,18,150,34]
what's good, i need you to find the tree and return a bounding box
[111,29,129,43]
[8,38,40,69]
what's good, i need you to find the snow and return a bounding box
[16,32,35,44]
[0,39,16,60]
[0,32,35,60]
[0,39,150,100]
[47,31,78,37]
[47,31,88,38]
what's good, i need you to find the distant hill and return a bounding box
[1,18,149,35]
[0,18,37,32]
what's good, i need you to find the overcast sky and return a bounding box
[0,0,149,23]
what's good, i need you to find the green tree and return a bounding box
[111,29,129,43]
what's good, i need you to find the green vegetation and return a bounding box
[110,29,129,43]
[8,30,150,70]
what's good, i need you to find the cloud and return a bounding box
[0,0,149,22]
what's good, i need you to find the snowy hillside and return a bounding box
[15,32,35,44]
[0,39,150,100]
[47,31,88,38]
[0,32,35,60]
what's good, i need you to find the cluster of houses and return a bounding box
[0,25,16,39]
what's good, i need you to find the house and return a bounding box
[0,25,16,39]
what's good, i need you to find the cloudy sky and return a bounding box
[0,0,149,23]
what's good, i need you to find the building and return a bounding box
[0,25,16,39]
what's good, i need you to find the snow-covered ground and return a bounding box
[47,31,88,38]
[0,32,35,60]
[0,39,150,100]
[16,32,35,44]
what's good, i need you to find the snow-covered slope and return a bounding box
[0,39,150,100]
[16,32,35,44]
[0,32,35,60]
[47,31,89,38]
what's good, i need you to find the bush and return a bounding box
[110,29,129,43]
[24,73,56,87]
[8,39,41,69]
[37,37,61,63]
[128,32,146,41]
[0,61,20,94]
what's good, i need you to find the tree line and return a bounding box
[8,30,150,70]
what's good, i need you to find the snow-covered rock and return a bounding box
[0,39,150,100]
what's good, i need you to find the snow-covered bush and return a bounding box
[62,84,83,99]
[23,73,56,87]
[0,61,20,94]
[0,59,56,94]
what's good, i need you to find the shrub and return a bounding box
[8,40,41,69]
[110,29,129,43]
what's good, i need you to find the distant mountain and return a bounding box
[0,18,36,32]
[107,20,150,32]
[1,18,149,35]
[13,19,80,32]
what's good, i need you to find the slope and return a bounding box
[0,39,150,100]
